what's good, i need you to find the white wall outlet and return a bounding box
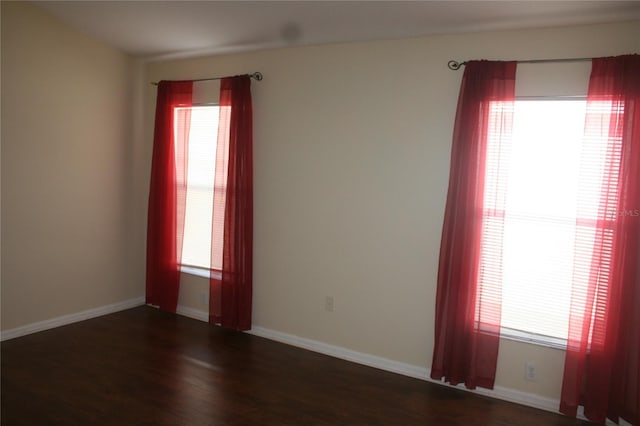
[525,362,538,382]
[200,292,208,306]
[324,296,334,312]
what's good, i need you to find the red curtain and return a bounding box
[146,81,193,313]
[209,76,254,330]
[560,54,640,425]
[431,61,516,390]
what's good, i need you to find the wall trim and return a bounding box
[0,299,605,422]
[169,307,629,424]
[0,297,145,341]
[176,304,209,322]
[0,302,601,422]
[248,325,431,381]
[247,325,562,414]
[171,307,566,417]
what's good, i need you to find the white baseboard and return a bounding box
[248,325,562,414]
[171,308,584,421]
[479,384,559,413]
[0,299,605,422]
[0,301,597,423]
[248,325,431,381]
[176,305,209,322]
[1,297,145,341]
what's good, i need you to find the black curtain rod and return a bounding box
[151,72,263,86]
[447,57,592,70]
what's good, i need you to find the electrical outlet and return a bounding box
[325,296,334,312]
[200,292,208,306]
[525,362,538,382]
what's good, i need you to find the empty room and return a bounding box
[2,1,639,424]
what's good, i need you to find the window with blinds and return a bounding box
[174,105,222,272]
[482,98,595,347]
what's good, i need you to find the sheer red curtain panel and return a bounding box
[146,81,193,313]
[560,54,640,425]
[431,61,516,390]
[209,75,254,331]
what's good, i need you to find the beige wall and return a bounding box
[1,1,141,330]
[2,0,637,406]
[144,20,639,401]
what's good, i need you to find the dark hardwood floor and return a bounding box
[2,306,593,425]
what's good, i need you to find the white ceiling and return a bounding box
[33,1,640,61]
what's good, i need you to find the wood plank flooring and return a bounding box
[1,306,593,425]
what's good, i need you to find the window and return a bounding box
[174,105,224,274]
[482,98,604,347]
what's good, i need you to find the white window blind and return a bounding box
[174,106,220,270]
[484,99,591,346]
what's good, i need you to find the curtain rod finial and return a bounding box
[448,60,464,70]
[251,72,263,81]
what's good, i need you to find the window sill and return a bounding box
[180,265,222,280]
[500,327,567,351]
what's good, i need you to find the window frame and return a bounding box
[174,102,225,279]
